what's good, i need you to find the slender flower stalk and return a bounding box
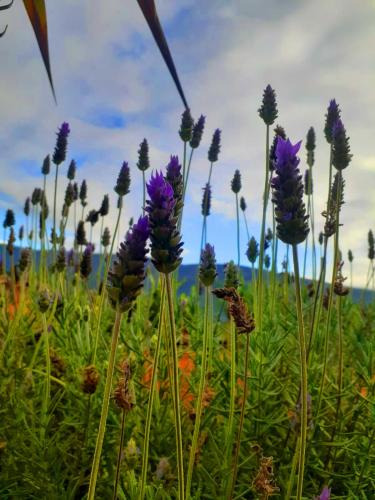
[186,244,217,499]
[271,137,309,499]
[88,215,149,499]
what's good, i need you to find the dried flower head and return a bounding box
[334,261,349,296]
[82,365,100,394]
[252,454,279,499]
[208,129,221,163]
[212,287,255,334]
[137,138,150,172]
[52,122,70,165]
[113,359,136,412]
[190,115,205,149]
[42,154,50,175]
[258,84,278,126]
[199,243,217,287]
[146,172,183,274]
[271,138,309,245]
[67,159,76,180]
[107,216,150,311]
[231,169,241,194]
[115,161,131,197]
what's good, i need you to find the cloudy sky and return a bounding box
[1,0,375,286]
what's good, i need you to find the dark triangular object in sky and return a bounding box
[23,0,56,103]
[136,0,189,110]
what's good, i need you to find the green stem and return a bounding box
[139,280,166,500]
[52,163,60,260]
[165,273,185,500]
[227,319,236,454]
[142,170,146,215]
[285,437,300,500]
[235,193,240,268]
[228,332,250,499]
[40,313,51,441]
[92,199,123,364]
[113,410,126,500]
[186,285,210,499]
[88,307,123,500]
[292,244,308,500]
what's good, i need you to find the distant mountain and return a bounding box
[1,246,373,303]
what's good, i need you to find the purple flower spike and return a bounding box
[166,156,183,218]
[146,171,183,274]
[107,216,150,312]
[324,99,341,144]
[199,243,217,286]
[332,118,352,171]
[271,137,309,245]
[53,122,70,165]
[314,486,331,500]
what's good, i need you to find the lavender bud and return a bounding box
[56,247,66,273]
[264,254,271,270]
[79,180,88,207]
[80,244,93,279]
[107,216,150,311]
[348,249,353,263]
[324,99,340,144]
[52,122,70,165]
[19,248,31,274]
[73,182,79,202]
[101,227,111,248]
[240,196,247,212]
[246,237,259,264]
[271,138,309,245]
[99,194,109,217]
[137,139,150,172]
[24,197,31,217]
[31,188,42,206]
[64,182,75,208]
[199,243,217,286]
[18,225,24,241]
[179,109,194,142]
[86,209,99,227]
[115,161,131,197]
[304,169,313,195]
[190,115,205,149]
[76,221,87,246]
[258,84,278,125]
[224,261,239,289]
[269,125,286,171]
[306,127,316,166]
[314,486,331,500]
[231,169,241,194]
[7,228,15,255]
[332,119,352,171]
[208,129,221,163]
[67,159,76,180]
[42,154,50,175]
[165,155,183,219]
[4,209,15,228]
[368,230,374,261]
[201,183,211,217]
[145,171,183,274]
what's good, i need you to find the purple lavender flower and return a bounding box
[146,171,183,274]
[314,486,331,500]
[4,209,15,228]
[199,243,217,286]
[52,122,70,165]
[24,197,31,217]
[190,115,205,149]
[80,243,93,279]
[99,194,109,217]
[271,138,309,245]
[67,159,76,180]
[179,109,194,142]
[107,216,150,311]
[324,99,341,144]
[115,161,131,197]
[231,169,241,194]
[246,236,259,264]
[208,129,221,163]
[332,119,352,171]
[42,155,50,176]
[165,155,183,218]
[137,139,150,172]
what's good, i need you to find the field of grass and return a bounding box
[1,93,374,500]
